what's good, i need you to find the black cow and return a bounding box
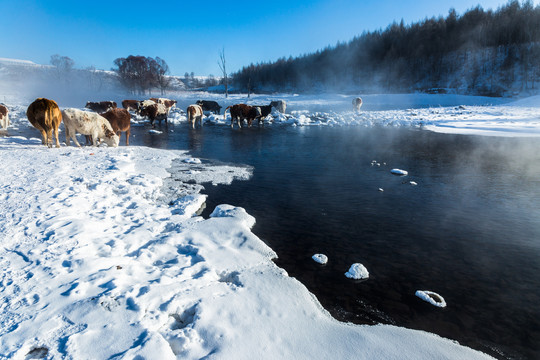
[196,100,222,114]
[251,105,273,125]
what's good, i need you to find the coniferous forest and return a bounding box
[232,0,540,96]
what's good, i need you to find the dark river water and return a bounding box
[130,121,540,359]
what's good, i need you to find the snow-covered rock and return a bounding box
[345,263,370,280]
[312,254,328,264]
[391,169,408,176]
[415,290,447,308]
[183,157,202,164]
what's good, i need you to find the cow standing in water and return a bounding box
[139,101,168,127]
[26,98,62,148]
[85,101,117,113]
[187,105,203,129]
[352,97,363,112]
[251,104,273,125]
[224,104,262,128]
[122,99,140,112]
[196,100,222,114]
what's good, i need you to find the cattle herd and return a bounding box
[0,96,363,147]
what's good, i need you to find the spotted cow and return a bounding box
[0,104,9,130]
[62,108,119,147]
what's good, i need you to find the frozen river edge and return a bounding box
[0,135,495,359]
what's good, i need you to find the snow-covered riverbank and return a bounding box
[0,94,502,359]
[149,92,540,137]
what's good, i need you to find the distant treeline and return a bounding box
[232,0,540,96]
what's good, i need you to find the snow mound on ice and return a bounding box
[391,169,408,176]
[312,254,328,264]
[183,157,202,164]
[210,204,256,229]
[345,263,369,279]
[415,290,447,308]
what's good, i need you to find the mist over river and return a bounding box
[125,121,540,360]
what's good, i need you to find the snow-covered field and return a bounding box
[4,92,538,359]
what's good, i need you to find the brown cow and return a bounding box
[187,105,203,129]
[85,101,117,113]
[352,97,363,112]
[150,98,176,113]
[0,104,9,130]
[139,101,168,127]
[122,99,140,112]
[26,98,62,147]
[160,99,177,111]
[101,108,131,145]
[224,104,261,128]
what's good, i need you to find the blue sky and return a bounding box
[2,0,537,76]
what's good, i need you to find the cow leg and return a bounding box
[92,131,99,146]
[71,130,82,147]
[125,129,130,146]
[46,129,53,148]
[53,126,60,148]
[65,127,71,146]
[39,129,47,145]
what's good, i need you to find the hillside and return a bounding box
[232,0,540,97]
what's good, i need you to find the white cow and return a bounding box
[270,100,287,113]
[187,104,203,129]
[353,97,363,112]
[0,104,9,130]
[61,108,119,147]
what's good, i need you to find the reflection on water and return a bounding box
[132,122,540,359]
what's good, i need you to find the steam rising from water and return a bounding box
[0,66,122,107]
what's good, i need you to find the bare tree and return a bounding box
[155,57,171,95]
[218,47,228,98]
[113,55,170,95]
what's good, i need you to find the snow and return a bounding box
[149,92,540,138]
[183,157,202,164]
[345,263,370,280]
[415,291,448,308]
[0,96,505,359]
[312,254,328,264]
